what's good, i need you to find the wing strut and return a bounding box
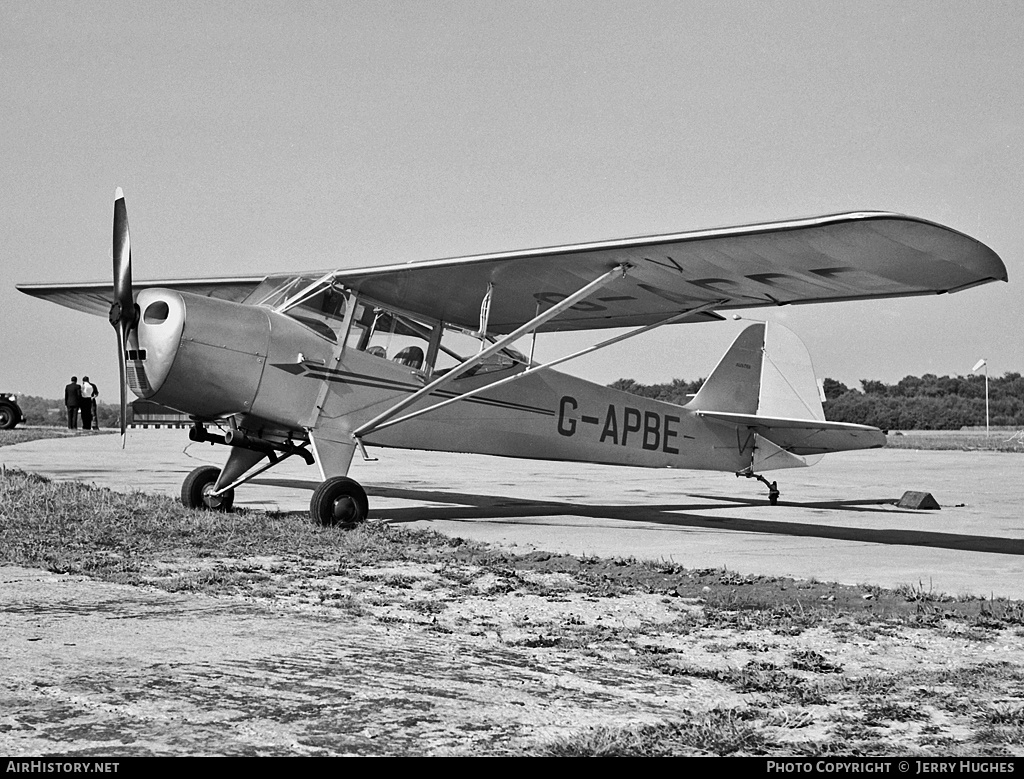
[352,264,630,441]
[356,299,729,438]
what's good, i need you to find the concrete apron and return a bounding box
[3,428,1023,600]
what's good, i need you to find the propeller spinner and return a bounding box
[107,188,138,443]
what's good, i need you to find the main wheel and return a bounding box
[181,465,234,511]
[310,476,369,528]
[0,404,18,430]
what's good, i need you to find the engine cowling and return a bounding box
[132,289,271,419]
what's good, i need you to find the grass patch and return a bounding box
[531,708,770,756]
[0,468,485,583]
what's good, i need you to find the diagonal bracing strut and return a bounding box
[352,264,629,441]
[357,299,729,437]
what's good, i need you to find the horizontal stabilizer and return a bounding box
[698,410,885,455]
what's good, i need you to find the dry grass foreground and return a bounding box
[3,463,1024,757]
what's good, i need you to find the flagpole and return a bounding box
[985,362,990,436]
[972,359,989,436]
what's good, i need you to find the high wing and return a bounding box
[16,277,265,319]
[334,211,1006,332]
[18,211,1006,330]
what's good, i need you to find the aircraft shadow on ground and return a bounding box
[250,478,1024,556]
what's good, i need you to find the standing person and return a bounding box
[89,379,99,429]
[80,376,96,431]
[64,376,81,429]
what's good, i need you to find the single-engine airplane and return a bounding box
[18,190,1007,523]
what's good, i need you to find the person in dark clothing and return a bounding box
[80,376,97,430]
[64,376,81,429]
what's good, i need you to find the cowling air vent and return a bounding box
[126,349,151,394]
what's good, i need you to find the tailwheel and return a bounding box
[181,465,235,511]
[754,474,780,505]
[310,476,369,528]
[737,469,780,505]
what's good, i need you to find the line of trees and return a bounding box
[14,395,121,429]
[610,373,1024,430]
[821,373,1024,430]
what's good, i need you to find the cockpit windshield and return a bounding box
[243,274,347,343]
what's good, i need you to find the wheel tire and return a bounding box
[181,465,234,511]
[0,404,17,430]
[310,476,369,528]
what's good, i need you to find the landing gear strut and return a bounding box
[737,469,780,505]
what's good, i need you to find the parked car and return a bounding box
[0,393,24,429]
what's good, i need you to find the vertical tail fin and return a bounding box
[686,321,825,420]
[686,323,765,414]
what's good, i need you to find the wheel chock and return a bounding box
[897,491,941,510]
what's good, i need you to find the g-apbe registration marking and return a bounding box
[557,395,691,453]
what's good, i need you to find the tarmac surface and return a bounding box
[4,428,1024,600]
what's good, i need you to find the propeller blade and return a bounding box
[109,188,137,449]
[110,187,134,326]
[116,320,129,447]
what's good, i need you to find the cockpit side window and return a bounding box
[283,290,529,378]
[360,308,432,369]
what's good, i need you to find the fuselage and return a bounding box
[129,288,753,472]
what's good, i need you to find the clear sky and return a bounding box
[2,0,1021,400]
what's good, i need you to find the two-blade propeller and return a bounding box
[107,187,137,446]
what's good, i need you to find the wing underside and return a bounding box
[333,212,1006,332]
[16,277,265,318]
[17,211,1006,331]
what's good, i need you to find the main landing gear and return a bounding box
[180,466,369,528]
[180,423,370,528]
[737,469,781,505]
